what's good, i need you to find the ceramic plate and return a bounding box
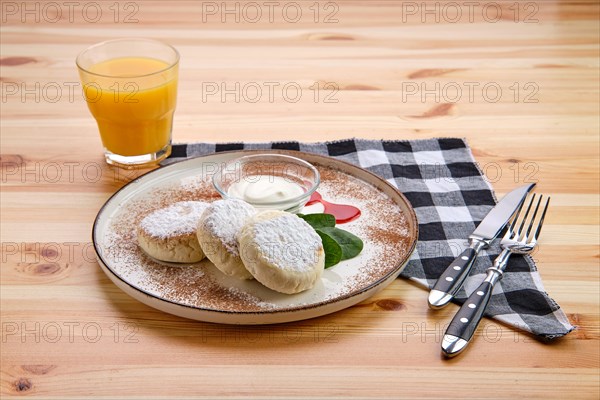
[93,150,418,324]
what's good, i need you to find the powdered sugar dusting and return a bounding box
[253,214,323,272]
[139,201,208,239]
[199,199,256,256]
[98,178,276,311]
[96,158,415,315]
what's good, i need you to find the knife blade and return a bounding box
[427,183,536,309]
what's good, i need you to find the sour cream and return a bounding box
[228,175,304,205]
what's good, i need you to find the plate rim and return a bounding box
[92,149,419,317]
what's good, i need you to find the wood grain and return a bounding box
[1,0,598,398]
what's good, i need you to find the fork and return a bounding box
[441,193,550,357]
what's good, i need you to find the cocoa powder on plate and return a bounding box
[101,164,413,312]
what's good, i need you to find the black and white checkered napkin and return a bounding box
[165,138,574,339]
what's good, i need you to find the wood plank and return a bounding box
[1,0,598,398]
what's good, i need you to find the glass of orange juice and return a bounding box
[76,38,179,169]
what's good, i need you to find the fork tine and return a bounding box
[531,196,550,242]
[502,196,527,240]
[514,193,536,240]
[522,195,543,242]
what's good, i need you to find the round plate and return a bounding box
[93,150,418,324]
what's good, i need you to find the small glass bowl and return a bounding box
[212,154,320,213]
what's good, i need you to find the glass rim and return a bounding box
[76,38,180,79]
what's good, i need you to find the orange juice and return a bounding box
[80,57,178,157]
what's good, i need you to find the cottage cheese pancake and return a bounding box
[197,199,256,280]
[239,210,325,294]
[137,201,209,263]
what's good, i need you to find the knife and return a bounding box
[427,183,535,309]
[441,193,549,357]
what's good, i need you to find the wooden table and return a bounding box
[1,1,598,398]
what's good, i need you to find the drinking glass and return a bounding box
[77,38,179,169]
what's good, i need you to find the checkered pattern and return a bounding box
[165,138,574,339]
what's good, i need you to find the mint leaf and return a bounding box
[317,227,363,261]
[315,230,342,268]
[299,213,364,268]
[298,213,336,229]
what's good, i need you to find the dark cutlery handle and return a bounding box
[446,280,493,340]
[442,249,509,357]
[428,244,482,309]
